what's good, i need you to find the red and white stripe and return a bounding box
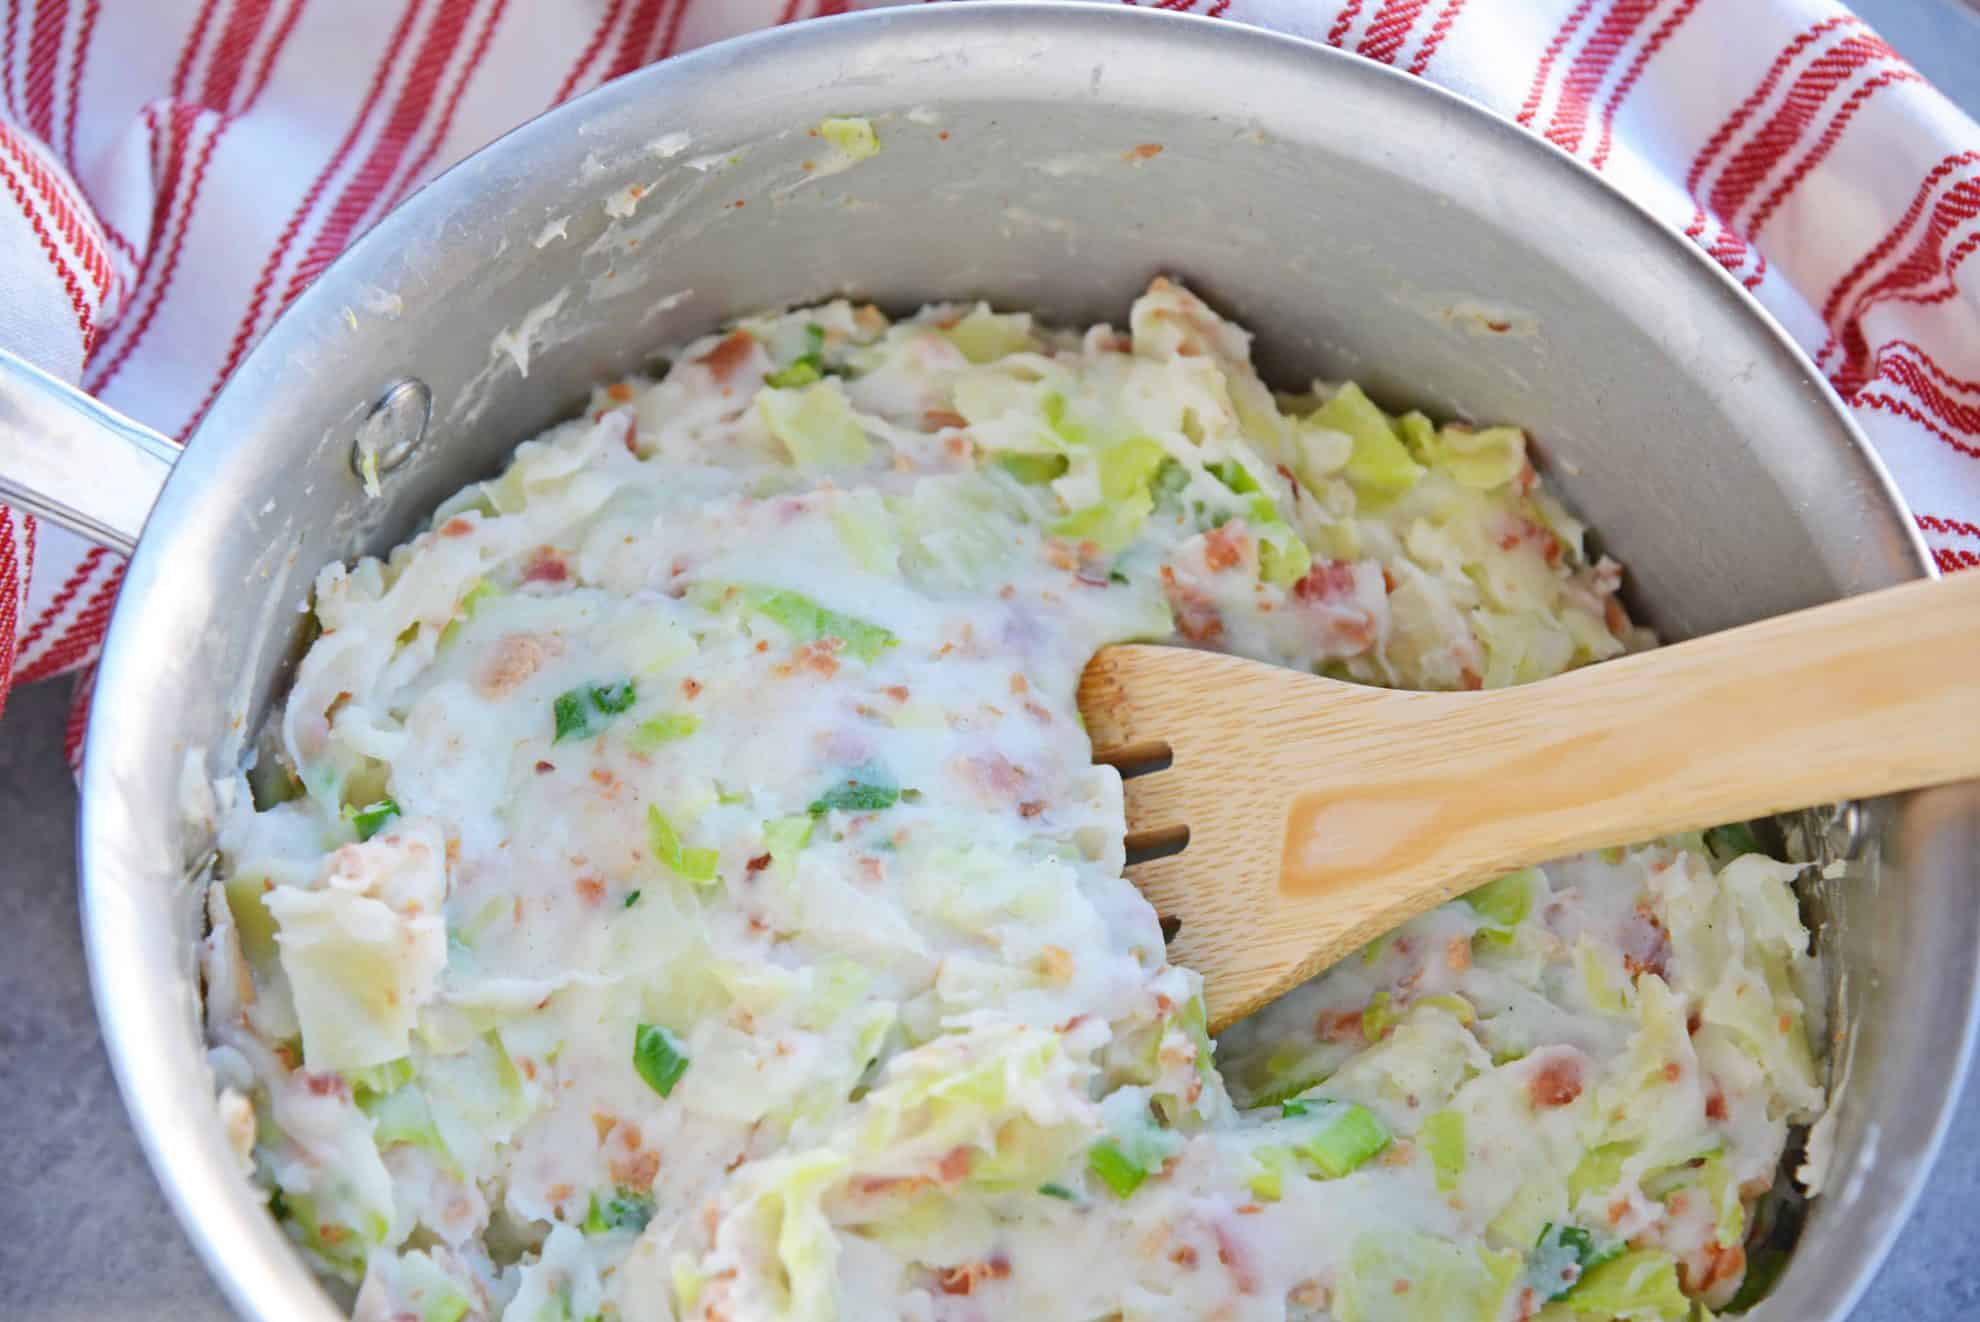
[0,0,1976,763]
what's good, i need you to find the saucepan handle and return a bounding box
[0,348,179,557]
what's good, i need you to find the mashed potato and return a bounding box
[203,280,1823,1321]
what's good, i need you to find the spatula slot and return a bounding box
[1124,822,1189,866]
[1093,740,1172,779]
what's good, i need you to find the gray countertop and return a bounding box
[4,2,1979,1315]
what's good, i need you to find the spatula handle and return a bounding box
[1443,571,1980,867]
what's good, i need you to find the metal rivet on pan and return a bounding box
[351,378,432,483]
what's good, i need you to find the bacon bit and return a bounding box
[936,1258,1011,1296]
[936,1147,974,1183]
[1485,318,1512,333]
[478,632,561,697]
[623,426,642,456]
[937,130,950,141]
[1662,1061,1682,1083]
[1124,142,1164,162]
[1289,1280,1326,1308]
[855,1173,934,1197]
[1236,1203,1266,1216]
[1055,1012,1092,1034]
[440,516,475,537]
[1516,461,1538,493]
[1706,1090,1728,1121]
[1316,1009,1364,1043]
[1460,665,1485,691]
[1605,596,1632,638]
[1687,1009,1703,1035]
[303,1071,349,1099]
[591,1112,618,1143]
[858,856,884,884]
[605,383,634,403]
[1778,1013,1794,1034]
[1680,1242,1746,1294]
[1446,936,1472,973]
[1606,1197,1630,1226]
[522,547,570,584]
[535,759,555,774]
[998,583,1017,600]
[944,433,973,461]
[1393,1279,1412,1295]
[681,677,703,700]
[1170,1245,1199,1269]
[746,853,772,874]
[543,1181,573,1208]
[1212,1221,1258,1294]
[1528,1056,1585,1108]
[317,1223,348,1245]
[1202,522,1249,573]
[1381,567,1398,594]
[1293,559,1358,602]
[1024,700,1054,725]
[695,329,757,382]
[1379,1141,1415,1168]
[1008,800,1046,823]
[1160,566,1224,644]
[574,875,605,905]
[610,1148,660,1189]
[793,640,842,678]
[1008,673,1029,695]
[923,408,968,430]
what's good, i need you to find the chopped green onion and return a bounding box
[810,763,901,815]
[1208,459,1261,495]
[633,1023,689,1098]
[765,358,823,389]
[1290,1099,1391,1179]
[553,680,638,742]
[1087,1140,1148,1198]
[647,805,720,883]
[1037,1182,1079,1202]
[1422,1109,1465,1191]
[623,890,642,908]
[345,797,400,842]
[1705,821,1762,862]
[584,1189,657,1234]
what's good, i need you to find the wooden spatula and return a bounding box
[1078,571,1980,1032]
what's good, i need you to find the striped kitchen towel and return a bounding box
[1,0,1977,763]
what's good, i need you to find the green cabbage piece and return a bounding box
[819,116,879,162]
[759,382,873,469]
[1311,383,1425,506]
[1087,1139,1148,1197]
[648,805,720,884]
[630,712,699,749]
[763,815,815,880]
[1465,867,1541,945]
[1051,488,1153,552]
[1559,1249,1689,1320]
[1337,1231,1520,1322]
[1417,423,1528,490]
[809,761,901,815]
[942,307,1033,363]
[724,585,898,663]
[829,489,902,574]
[995,452,1070,485]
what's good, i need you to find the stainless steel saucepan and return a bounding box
[1,6,1972,1318]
